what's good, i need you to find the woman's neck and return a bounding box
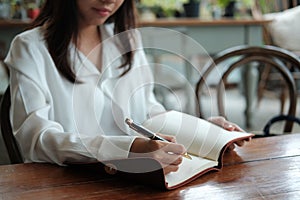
[77,25,103,71]
[77,25,101,52]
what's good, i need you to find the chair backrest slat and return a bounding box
[0,87,23,164]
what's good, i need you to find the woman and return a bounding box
[4,0,244,174]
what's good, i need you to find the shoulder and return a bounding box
[6,26,47,63]
[8,27,46,57]
[11,27,44,46]
[5,27,49,81]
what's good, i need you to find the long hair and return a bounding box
[30,0,137,82]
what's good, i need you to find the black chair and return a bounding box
[0,86,23,164]
[195,45,300,135]
[262,114,300,136]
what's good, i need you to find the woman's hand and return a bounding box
[208,116,250,150]
[208,116,243,132]
[129,134,186,174]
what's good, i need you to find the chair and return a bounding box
[0,41,5,60]
[0,86,23,164]
[252,1,300,111]
[195,45,300,134]
[0,41,9,99]
[262,114,300,136]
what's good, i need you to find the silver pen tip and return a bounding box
[125,118,133,125]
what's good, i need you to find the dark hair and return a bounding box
[30,0,137,82]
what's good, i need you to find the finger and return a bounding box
[156,133,176,143]
[235,140,245,147]
[160,154,183,167]
[231,124,245,132]
[209,116,235,131]
[223,122,244,132]
[162,142,186,155]
[169,155,183,165]
[208,116,226,126]
[227,143,236,151]
[163,164,180,175]
[223,123,235,131]
[159,151,183,166]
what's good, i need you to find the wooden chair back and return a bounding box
[195,45,300,133]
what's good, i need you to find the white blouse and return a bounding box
[4,24,165,164]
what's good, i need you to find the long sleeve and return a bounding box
[9,70,137,164]
[5,28,138,165]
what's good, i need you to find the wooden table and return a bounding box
[1,133,300,199]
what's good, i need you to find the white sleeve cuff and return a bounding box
[96,136,137,161]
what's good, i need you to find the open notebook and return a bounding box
[72,110,253,190]
[142,110,254,189]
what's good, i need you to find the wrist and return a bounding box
[129,137,149,158]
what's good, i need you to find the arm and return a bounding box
[10,70,183,167]
[9,71,137,164]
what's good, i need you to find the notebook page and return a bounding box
[165,154,217,188]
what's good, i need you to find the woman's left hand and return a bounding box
[208,116,249,151]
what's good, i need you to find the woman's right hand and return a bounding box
[129,134,186,174]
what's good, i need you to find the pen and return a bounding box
[125,118,192,160]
